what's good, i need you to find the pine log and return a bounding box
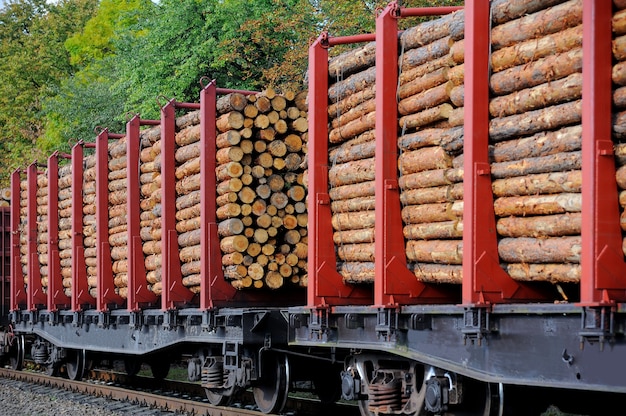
[490,0,582,51]
[328,157,376,187]
[490,49,582,96]
[400,12,456,49]
[398,82,454,116]
[339,262,375,284]
[332,210,375,231]
[328,66,376,102]
[175,124,201,146]
[404,221,463,240]
[491,25,582,73]
[491,151,581,179]
[399,147,454,175]
[402,201,463,224]
[490,0,568,25]
[329,111,376,144]
[328,42,376,79]
[489,101,582,143]
[337,243,375,262]
[328,85,376,118]
[329,181,375,201]
[331,98,376,130]
[498,236,581,263]
[398,168,463,190]
[496,213,581,237]
[489,73,582,118]
[406,240,462,264]
[411,263,462,284]
[492,171,581,197]
[399,36,453,70]
[491,125,581,163]
[398,104,453,130]
[398,126,463,153]
[494,193,581,217]
[504,263,580,283]
[216,111,244,132]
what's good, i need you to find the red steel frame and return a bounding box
[580,0,626,305]
[47,152,71,311]
[126,116,160,311]
[71,141,96,311]
[308,32,375,308]
[10,169,25,310]
[26,163,46,310]
[96,130,125,311]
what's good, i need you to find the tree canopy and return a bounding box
[0,0,461,186]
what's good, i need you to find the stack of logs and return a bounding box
[174,90,309,292]
[326,42,377,283]
[58,164,73,296]
[139,124,163,295]
[83,154,98,298]
[18,179,28,287]
[36,172,49,291]
[613,2,626,256]
[108,137,129,298]
[329,0,598,286]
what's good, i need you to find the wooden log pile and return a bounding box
[83,154,98,298]
[58,164,73,296]
[327,42,377,284]
[139,125,163,295]
[107,136,129,298]
[36,172,49,291]
[397,10,465,284]
[19,179,28,286]
[614,2,626,258]
[173,90,308,292]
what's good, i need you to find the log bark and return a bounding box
[398,104,453,130]
[337,243,375,262]
[399,147,454,175]
[406,240,462,264]
[402,201,463,224]
[491,125,581,163]
[489,101,582,142]
[490,49,582,96]
[490,0,582,51]
[398,126,464,153]
[399,168,463,190]
[339,262,375,284]
[504,263,580,283]
[328,157,376,187]
[494,193,581,217]
[498,236,581,263]
[332,210,376,231]
[328,41,376,79]
[490,151,581,179]
[404,221,463,240]
[496,213,581,237]
[398,82,453,116]
[411,263,462,284]
[491,25,582,73]
[399,36,453,70]
[492,171,581,197]
[329,181,376,200]
[400,12,456,49]
[400,183,464,205]
[489,73,582,118]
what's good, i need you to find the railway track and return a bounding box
[0,366,359,416]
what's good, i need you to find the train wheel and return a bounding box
[205,388,233,406]
[8,334,24,370]
[65,349,86,381]
[253,352,289,414]
[150,359,170,380]
[124,358,141,376]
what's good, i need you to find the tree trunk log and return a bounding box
[498,236,581,263]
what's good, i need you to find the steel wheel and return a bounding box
[65,349,85,381]
[205,388,234,406]
[253,352,289,414]
[124,358,141,376]
[8,333,24,370]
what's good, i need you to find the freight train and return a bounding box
[2,1,626,415]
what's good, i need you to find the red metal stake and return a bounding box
[47,153,71,311]
[307,34,372,308]
[126,116,159,311]
[374,3,456,307]
[580,0,626,305]
[160,100,195,310]
[461,0,544,305]
[10,169,26,310]
[199,82,236,309]
[71,142,95,311]
[26,163,46,310]
[96,130,125,311]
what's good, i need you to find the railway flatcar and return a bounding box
[2,1,626,415]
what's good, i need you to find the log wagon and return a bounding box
[2,1,626,415]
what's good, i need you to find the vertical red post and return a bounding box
[375,3,445,307]
[126,116,158,311]
[96,130,124,311]
[199,83,236,309]
[308,35,372,308]
[26,163,46,310]
[580,0,626,305]
[47,153,71,311]
[10,170,26,310]
[160,101,194,310]
[462,0,523,305]
[71,142,94,311]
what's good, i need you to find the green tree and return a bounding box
[0,0,97,185]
